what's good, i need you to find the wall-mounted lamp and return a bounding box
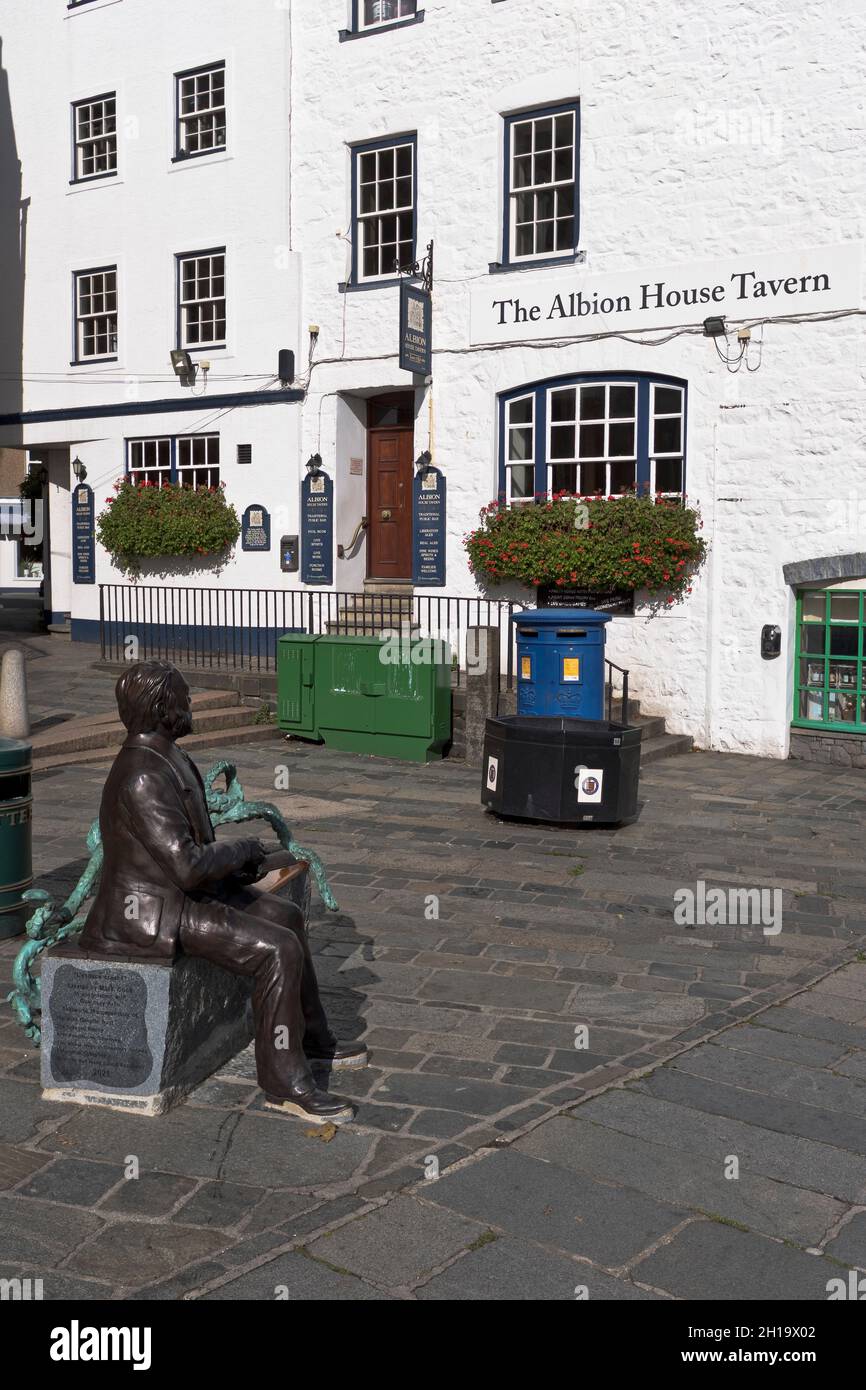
[306,453,323,473]
[702,316,727,338]
[72,457,87,482]
[170,349,196,385]
[415,450,432,471]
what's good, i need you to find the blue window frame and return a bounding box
[497,372,687,503]
[348,134,417,288]
[501,101,580,270]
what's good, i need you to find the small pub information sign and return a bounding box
[241,504,271,552]
[72,483,95,585]
[412,465,446,587]
[399,281,432,376]
[301,471,334,586]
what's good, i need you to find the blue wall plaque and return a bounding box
[412,466,446,587]
[242,503,271,552]
[400,281,432,376]
[72,483,95,585]
[301,471,333,586]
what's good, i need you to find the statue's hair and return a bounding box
[115,660,181,735]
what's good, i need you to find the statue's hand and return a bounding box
[234,838,269,884]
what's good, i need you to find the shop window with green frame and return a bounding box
[794,589,866,730]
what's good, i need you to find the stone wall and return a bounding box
[789,730,866,770]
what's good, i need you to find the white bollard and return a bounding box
[0,649,30,739]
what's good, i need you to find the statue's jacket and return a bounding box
[80,732,251,959]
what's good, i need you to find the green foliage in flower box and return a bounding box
[96,478,240,571]
[465,493,707,606]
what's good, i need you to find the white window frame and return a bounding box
[177,250,226,350]
[508,108,577,265]
[127,435,220,489]
[505,394,535,504]
[359,1,418,30]
[649,383,685,499]
[177,435,220,489]
[74,266,118,362]
[546,382,638,496]
[128,438,172,488]
[176,62,226,158]
[355,140,415,282]
[72,93,117,182]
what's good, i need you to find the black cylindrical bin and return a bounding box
[481,716,641,826]
[0,737,33,939]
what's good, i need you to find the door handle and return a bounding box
[381,509,392,520]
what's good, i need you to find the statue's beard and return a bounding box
[164,707,193,740]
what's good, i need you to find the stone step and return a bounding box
[608,698,642,722]
[31,688,237,746]
[632,714,666,741]
[640,731,694,765]
[361,582,414,595]
[334,604,415,620]
[30,691,253,759]
[32,722,278,772]
[324,621,418,636]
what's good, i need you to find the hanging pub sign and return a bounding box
[399,281,432,376]
[72,483,95,585]
[301,470,333,585]
[241,503,271,552]
[412,465,446,587]
[537,585,635,615]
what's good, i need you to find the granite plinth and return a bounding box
[40,945,254,1116]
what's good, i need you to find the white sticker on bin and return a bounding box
[486,756,499,792]
[575,766,603,804]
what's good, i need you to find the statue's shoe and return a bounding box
[305,1040,369,1071]
[264,1087,355,1124]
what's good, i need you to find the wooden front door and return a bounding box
[367,401,414,580]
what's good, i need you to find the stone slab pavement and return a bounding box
[0,638,865,1298]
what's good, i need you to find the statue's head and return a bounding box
[115,661,193,741]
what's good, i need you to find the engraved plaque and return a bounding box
[48,965,153,1089]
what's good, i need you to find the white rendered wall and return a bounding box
[0,1,305,618]
[292,0,866,758]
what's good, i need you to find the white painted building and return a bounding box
[1,1,865,764]
[0,0,303,633]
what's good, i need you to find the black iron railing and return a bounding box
[606,659,630,722]
[98,585,526,690]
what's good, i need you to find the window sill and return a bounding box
[69,357,119,367]
[170,150,230,169]
[339,277,414,294]
[339,12,425,41]
[67,0,123,14]
[489,251,586,275]
[68,176,122,194]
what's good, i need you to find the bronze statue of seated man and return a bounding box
[80,660,366,1123]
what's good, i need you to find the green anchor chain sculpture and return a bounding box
[6,760,339,1045]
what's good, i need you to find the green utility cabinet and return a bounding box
[277,634,321,738]
[276,632,452,762]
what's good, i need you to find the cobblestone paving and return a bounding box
[1,645,865,1298]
